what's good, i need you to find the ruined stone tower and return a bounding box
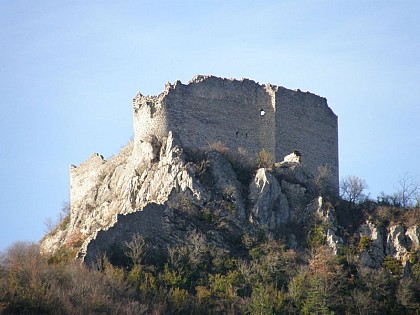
[44,74,340,260]
[132,75,339,189]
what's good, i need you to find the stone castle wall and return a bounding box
[274,87,339,186]
[132,75,338,189]
[133,76,278,159]
[164,77,276,159]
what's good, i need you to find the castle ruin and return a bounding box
[133,75,339,189]
[44,74,340,260]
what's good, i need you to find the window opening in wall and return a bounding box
[260,109,266,116]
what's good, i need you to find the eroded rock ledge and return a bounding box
[41,131,346,264]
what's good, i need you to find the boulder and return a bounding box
[386,225,410,261]
[359,221,385,268]
[249,168,289,231]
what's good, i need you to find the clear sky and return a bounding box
[1,1,419,250]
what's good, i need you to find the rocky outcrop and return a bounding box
[41,132,210,257]
[406,225,420,249]
[248,168,289,230]
[358,222,419,268]
[386,225,410,261]
[359,221,386,268]
[41,131,344,264]
[283,151,302,164]
[312,197,343,254]
[205,151,246,220]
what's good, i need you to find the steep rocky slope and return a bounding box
[41,132,419,271]
[40,132,340,263]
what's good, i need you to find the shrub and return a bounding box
[47,243,81,265]
[208,141,229,155]
[358,236,373,252]
[309,224,326,248]
[169,287,190,313]
[125,233,147,266]
[162,264,188,288]
[383,255,403,276]
[196,285,212,306]
[256,149,274,168]
[209,273,236,300]
[200,207,216,222]
[247,284,284,315]
[66,231,84,248]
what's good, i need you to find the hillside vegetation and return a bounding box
[1,207,419,315]
[2,139,420,314]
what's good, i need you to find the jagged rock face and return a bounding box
[386,225,410,261]
[205,151,246,220]
[358,222,419,268]
[313,196,343,254]
[274,165,310,185]
[406,225,420,249]
[248,168,289,230]
[41,131,345,264]
[359,221,386,268]
[248,170,343,254]
[41,132,209,257]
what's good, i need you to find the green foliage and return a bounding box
[169,287,189,314]
[383,255,403,276]
[247,284,274,315]
[46,245,77,265]
[409,249,420,280]
[309,224,326,248]
[209,273,236,300]
[288,270,308,309]
[195,285,212,306]
[2,234,418,314]
[301,276,334,315]
[200,207,217,222]
[358,236,373,252]
[162,263,189,289]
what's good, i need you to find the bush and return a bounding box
[358,236,373,252]
[309,224,326,248]
[383,255,403,276]
[256,149,274,168]
[169,287,190,313]
[208,141,229,155]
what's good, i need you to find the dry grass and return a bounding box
[207,141,229,155]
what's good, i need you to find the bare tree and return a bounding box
[340,175,368,205]
[394,173,420,208]
[44,201,70,234]
[125,233,146,265]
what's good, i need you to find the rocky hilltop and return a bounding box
[41,130,338,263]
[41,130,419,273]
[40,76,418,274]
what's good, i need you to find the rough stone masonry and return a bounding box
[132,75,338,189]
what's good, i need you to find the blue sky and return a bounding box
[1,1,419,250]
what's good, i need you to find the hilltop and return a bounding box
[1,76,419,314]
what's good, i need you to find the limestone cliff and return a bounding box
[41,130,343,264]
[359,221,420,270]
